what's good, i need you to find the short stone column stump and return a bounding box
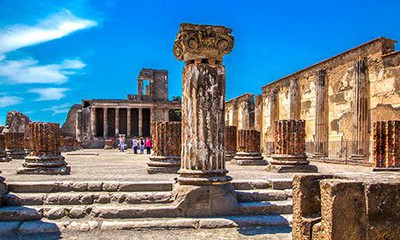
[17,122,70,175]
[0,135,11,162]
[267,120,317,173]
[373,120,400,171]
[4,132,26,159]
[103,139,114,150]
[225,126,237,161]
[232,129,267,165]
[147,121,181,174]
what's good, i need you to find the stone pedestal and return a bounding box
[172,23,238,216]
[373,121,400,171]
[4,132,26,159]
[224,126,237,161]
[104,139,114,150]
[267,120,318,173]
[232,129,267,165]
[17,122,70,175]
[147,121,181,174]
[0,135,11,162]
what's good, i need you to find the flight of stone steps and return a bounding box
[0,179,293,235]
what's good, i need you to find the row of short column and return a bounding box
[91,107,144,137]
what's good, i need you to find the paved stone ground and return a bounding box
[1,226,292,240]
[0,149,373,182]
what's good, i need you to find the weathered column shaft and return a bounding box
[373,121,400,170]
[224,125,237,161]
[270,89,279,141]
[314,70,328,157]
[91,107,97,137]
[0,135,11,162]
[289,78,300,119]
[127,108,131,137]
[76,110,82,142]
[115,108,120,136]
[352,59,369,159]
[138,108,143,137]
[103,107,108,138]
[233,129,266,165]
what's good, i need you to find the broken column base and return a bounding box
[173,182,239,217]
[17,154,70,175]
[224,151,236,162]
[266,154,318,173]
[6,149,26,159]
[350,154,366,163]
[147,156,180,174]
[231,152,268,166]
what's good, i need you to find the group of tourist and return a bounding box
[117,135,152,154]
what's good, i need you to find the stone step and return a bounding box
[268,178,293,190]
[4,191,173,206]
[239,200,293,215]
[231,180,272,190]
[0,204,178,221]
[0,215,292,235]
[236,189,288,202]
[7,181,174,193]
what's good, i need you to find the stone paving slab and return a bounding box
[0,149,373,182]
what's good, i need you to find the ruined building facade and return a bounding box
[227,37,400,163]
[71,68,180,148]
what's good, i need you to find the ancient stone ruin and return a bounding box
[373,120,400,171]
[17,122,70,175]
[267,120,318,173]
[172,23,239,216]
[23,137,33,155]
[0,135,11,162]
[292,173,400,240]
[4,132,26,159]
[147,121,181,174]
[232,129,267,165]
[224,125,237,161]
[5,111,30,138]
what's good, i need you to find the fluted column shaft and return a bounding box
[127,108,131,137]
[91,107,97,137]
[115,108,120,136]
[314,70,328,157]
[138,108,143,136]
[103,107,108,138]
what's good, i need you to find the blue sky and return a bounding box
[0,0,399,125]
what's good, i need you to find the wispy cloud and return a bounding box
[0,9,97,55]
[43,103,71,115]
[0,95,23,108]
[29,88,70,101]
[0,58,86,84]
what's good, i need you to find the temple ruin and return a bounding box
[226,37,400,164]
[71,68,181,148]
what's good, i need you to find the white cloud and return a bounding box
[43,103,71,115]
[0,58,86,84]
[0,10,97,55]
[29,88,70,101]
[0,95,23,107]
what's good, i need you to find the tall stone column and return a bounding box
[103,107,108,138]
[269,89,279,141]
[0,135,11,162]
[172,23,238,216]
[127,108,131,137]
[232,129,267,165]
[372,121,400,171]
[351,59,369,162]
[224,126,237,161]
[147,121,181,174]
[4,132,26,159]
[267,120,318,173]
[115,107,120,136]
[289,78,300,120]
[314,70,328,159]
[138,108,143,136]
[91,107,97,137]
[76,110,82,142]
[17,122,70,175]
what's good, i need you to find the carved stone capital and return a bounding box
[173,23,234,62]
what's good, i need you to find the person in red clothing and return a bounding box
[145,137,152,154]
